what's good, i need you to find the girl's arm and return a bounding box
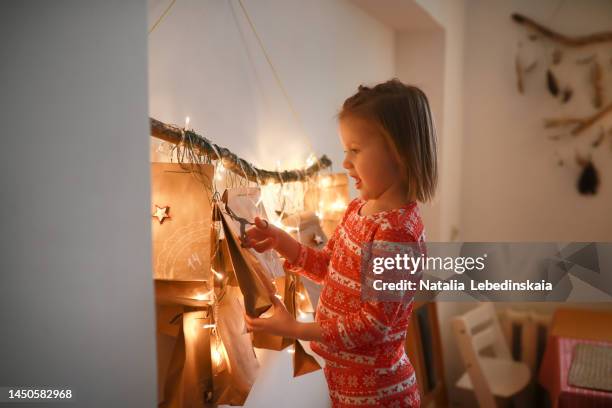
[244,293,323,341]
[243,216,336,283]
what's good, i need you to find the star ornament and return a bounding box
[153,205,170,224]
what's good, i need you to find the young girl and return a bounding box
[243,79,437,407]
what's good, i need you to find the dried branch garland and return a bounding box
[544,102,612,135]
[150,117,332,183]
[512,13,612,47]
[591,61,603,108]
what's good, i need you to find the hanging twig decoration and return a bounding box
[512,12,612,196]
[591,61,603,108]
[544,102,612,136]
[150,117,332,184]
[576,155,600,195]
[511,13,612,47]
[546,69,559,96]
[515,56,524,94]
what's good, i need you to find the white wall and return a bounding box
[396,29,446,241]
[149,0,394,175]
[148,0,395,405]
[425,1,612,406]
[461,0,612,241]
[0,1,156,407]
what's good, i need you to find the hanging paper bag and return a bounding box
[293,339,322,377]
[218,204,273,317]
[221,188,285,279]
[160,308,215,408]
[213,286,260,405]
[304,173,349,238]
[218,187,286,316]
[155,280,214,308]
[151,163,214,281]
[282,211,327,249]
[251,274,297,350]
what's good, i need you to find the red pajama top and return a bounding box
[284,197,425,407]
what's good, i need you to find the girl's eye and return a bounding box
[344,149,359,154]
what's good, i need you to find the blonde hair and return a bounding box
[338,79,438,202]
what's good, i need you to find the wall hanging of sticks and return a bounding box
[512,13,612,195]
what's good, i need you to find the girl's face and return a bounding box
[339,116,406,202]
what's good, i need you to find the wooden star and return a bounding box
[312,234,324,245]
[153,205,170,224]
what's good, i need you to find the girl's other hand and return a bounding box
[242,216,278,252]
[244,294,298,338]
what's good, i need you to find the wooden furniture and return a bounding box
[405,301,447,408]
[452,303,531,408]
[538,308,612,408]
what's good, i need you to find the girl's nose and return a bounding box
[342,156,352,170]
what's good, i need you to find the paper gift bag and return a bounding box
[160,308,215,408]
[217,203,273,318]
[151,163,214,281]
[304,173,349,238]
[251,274,297,351]
[213,286,259,405]
[282,211,328,250]
[293,339,321,377]
[292,274,322,377]
[155,280,214,308]
[221,188,285,279]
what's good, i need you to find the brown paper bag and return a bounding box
[213,286,260,405]
[251,274,297,351]
[293,339,321,377]
[221,188,285,279]
[282,211,328,250]
[219,205,273,317]
[160,308,215,408]
[304,173,349,238]
[155,280,214,308]
[151,163,214,281]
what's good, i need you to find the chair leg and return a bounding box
[510,383,533,408]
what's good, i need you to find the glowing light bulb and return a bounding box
[306,154,317,167]
[193,289,214,301]
[330,199,347,212]
[212,268,224,280]
[319,177,332,188]
[185,116,190,129]
[212,345,222,366]
[215,164,226,181]
[286,346,295,354]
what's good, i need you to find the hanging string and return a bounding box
[148,0,177,35]
[232,0,329,218]
[233,0,318,158]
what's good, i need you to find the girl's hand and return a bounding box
[244,294,298,338]
[241,216,279,252]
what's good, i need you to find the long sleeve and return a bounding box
[316,225,421,352]
[283,227,338,284]
[283,199,360,284]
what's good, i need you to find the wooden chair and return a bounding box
[502,308,552,375]
[452,303,531,408]
[405,302,447,408]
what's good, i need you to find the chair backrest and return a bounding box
[503,308,552,374]
[452,303,510,408]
